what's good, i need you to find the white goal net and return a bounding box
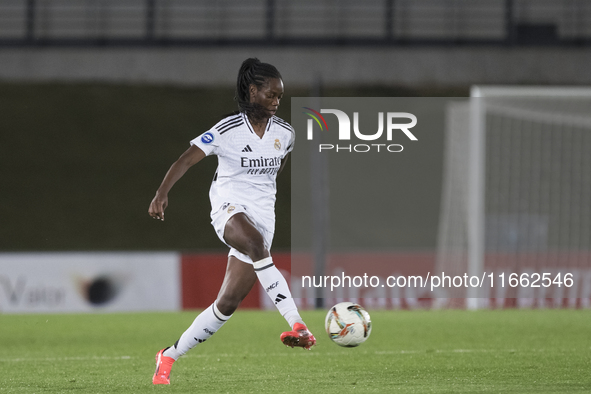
[437,87,591,309]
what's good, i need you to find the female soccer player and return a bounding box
[148,58,316,385]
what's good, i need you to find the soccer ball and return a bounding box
[325,302,372,347]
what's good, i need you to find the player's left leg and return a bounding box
[252,256,315,349]
[224,213,316,349]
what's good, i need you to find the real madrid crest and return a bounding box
[274,139,281,150]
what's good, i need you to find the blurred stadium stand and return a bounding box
[1,1,589,310]
[0,0,590,47]
[1,1,590,254]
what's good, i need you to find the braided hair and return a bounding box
[235,58,282,122]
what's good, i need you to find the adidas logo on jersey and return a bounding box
[241,145,253,152]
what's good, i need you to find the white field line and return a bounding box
[0,348,569,363]
[0,355,132,362]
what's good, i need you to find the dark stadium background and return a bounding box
[0,83,465,252]
[2,1,590,255]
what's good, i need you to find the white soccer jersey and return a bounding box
[190,112,295,232]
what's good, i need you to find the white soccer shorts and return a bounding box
[210,203,274,264]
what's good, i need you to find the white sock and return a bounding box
[253,256,304,329]
[163,301,231,360]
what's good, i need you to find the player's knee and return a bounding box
[244,237,267,262]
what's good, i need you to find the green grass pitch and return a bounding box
[1,309,590,393]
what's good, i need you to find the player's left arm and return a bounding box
[278,153,290,177]
[278,124,295,177]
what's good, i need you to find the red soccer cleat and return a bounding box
[280,323,316,350]
[152,348,175,385]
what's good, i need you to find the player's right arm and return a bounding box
[148,145,206,221]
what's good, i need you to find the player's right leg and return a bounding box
[223,213,316,349]
[153,348,175,385]
[153,256,257,385]
[152,301,232,385]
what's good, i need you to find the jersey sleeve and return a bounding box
[190,127,221,156]
[285,125,295,156]
[272,116,296,158]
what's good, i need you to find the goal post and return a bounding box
[437,86,591,309]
